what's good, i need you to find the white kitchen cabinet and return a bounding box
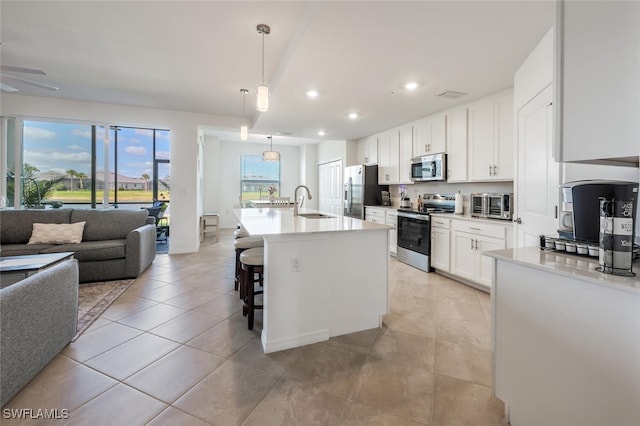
[365,207,386,224]
[556,0,640,165]
[399,125,413,184]
[377,130,400,184]
[386,211,398,256]
[468,90,514,181]
[449,218,508,289]
[445,108,467,182]
[357,135,378,165]
[413,114,446,156]
[430,216,450,272]
[366,207,396,256]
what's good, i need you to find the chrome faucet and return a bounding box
[293,185,313,216]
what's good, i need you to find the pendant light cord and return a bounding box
[261,32,265,84]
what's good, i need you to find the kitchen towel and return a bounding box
[455,193,464,214]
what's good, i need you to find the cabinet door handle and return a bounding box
[488,165,493,176]
[470,239,474,250]
[475,239,479,250]
[469,227,481,231]
[425,143,428,152]
[493,165,497,175]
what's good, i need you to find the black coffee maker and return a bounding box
[558,180,638,243]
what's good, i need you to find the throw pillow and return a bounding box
[28,222,86,244]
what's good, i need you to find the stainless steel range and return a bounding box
[396,193,456,271]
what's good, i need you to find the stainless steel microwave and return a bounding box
[410,153,446,182]
[471,193,513,220]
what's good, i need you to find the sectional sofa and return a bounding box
[0,259,79,407]
[0,208,156,282]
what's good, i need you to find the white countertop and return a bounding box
[485,246,640,295]
[234,208,391,236]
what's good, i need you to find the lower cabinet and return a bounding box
[434,216,510,290]
[365,207,396,256]
[386,211,398,257]
[430,217,450,272]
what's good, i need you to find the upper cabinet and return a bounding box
[399,125,414,184]
[556,0,640,166]
[357,135,378,165]
[413,114,446,156]
[378,129,400,184]
[446,108,468,182]
[467,90,514,181]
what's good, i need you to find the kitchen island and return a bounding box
[235,207,391,353]
[486,246,640,426]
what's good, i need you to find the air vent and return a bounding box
[437,91,467,99]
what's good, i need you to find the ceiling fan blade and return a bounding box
[1,65,47,75]
[1,74,59,91]
[0,81,19,92]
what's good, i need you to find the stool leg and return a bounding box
[234,249,241,292]
[247,265,254,330]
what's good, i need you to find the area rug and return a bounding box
[73,279,135,341]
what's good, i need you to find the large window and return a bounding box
[240,155,280,206]
[9,119,170,208]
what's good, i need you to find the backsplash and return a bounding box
[390,181,514,213]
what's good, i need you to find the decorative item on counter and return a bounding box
[565,241,577,253]
[417,195,423,211]
[576,243,588,255]
[381,191,390,206]
[545,236,556,250]
[555,240,566,251]
[454,191,463,215]
[597,197,635,276]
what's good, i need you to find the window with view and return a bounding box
[11,120,170,208]
[240,155,280,207]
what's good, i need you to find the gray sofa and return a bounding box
[0,259,79,408]
[0,209,156,282]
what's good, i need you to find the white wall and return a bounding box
[213,140,301,229]
[299,144,318,209]
[1,93,240,254]
[317,139,347,165]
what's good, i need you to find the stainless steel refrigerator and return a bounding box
[344,165,389,219]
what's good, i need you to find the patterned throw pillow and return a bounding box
[28,222,86,244]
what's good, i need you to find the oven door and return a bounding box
[397,212,430,256]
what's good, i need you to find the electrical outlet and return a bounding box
[291,257,301,272]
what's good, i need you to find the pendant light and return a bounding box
[262,135,280,162]
[256,24,270,112]
[240,88,249,141]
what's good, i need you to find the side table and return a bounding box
[200,212,220,243]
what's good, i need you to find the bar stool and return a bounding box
[233,236,264,294]
[234,226,250,239]
[239,246,264,330]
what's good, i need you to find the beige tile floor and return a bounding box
[3,230,504,425]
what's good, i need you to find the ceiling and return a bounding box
[0,1,554,145]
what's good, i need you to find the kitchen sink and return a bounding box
[297,213,334,219]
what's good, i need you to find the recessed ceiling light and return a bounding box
[405,82,418,90]
[348,113,358,120]
[306,90,318,98]
[318,130,326,136]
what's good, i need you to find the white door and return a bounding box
[317,160,343,216]
[515,84,559,247]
